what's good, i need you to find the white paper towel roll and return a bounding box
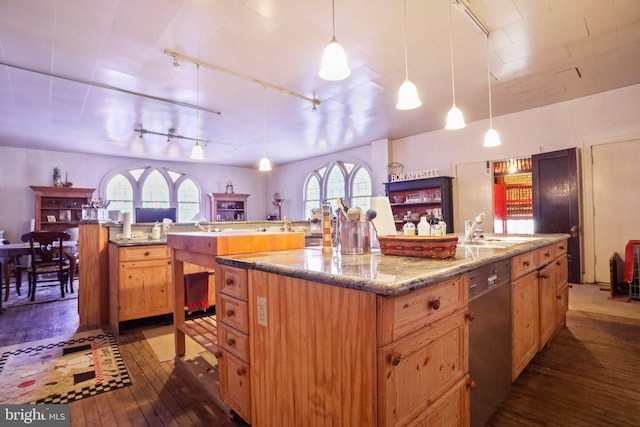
[123,212,132,239]
[370,196,397,236]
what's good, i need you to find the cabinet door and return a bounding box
[538,262,556,348]
[118,259,172,320]
[556,283,569,330]
[512,271,539,381]
[378,310,468,427]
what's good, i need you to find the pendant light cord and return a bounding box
[403,0,409,80]
[196,64,200,142]
[331,0,336,39]
[263,85,267,158]
[486,35,493,128]
[448,0,456,105]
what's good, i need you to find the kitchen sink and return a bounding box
[458,235,540,248]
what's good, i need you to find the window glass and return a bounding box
[142,170,170,208]
[177,178,200,222]
[351,168,372,212]
[129,168,146,181]
[106,174,134,216]
[304,176,321,220]
[167,170,182,183]
[303,161,372,220]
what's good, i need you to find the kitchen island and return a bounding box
[169,232,569,426]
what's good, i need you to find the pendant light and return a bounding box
[483,34,501,147]
[396,0,422,110]
[190,64,205,160]
[259,86,272,171]
[445,0,465,130]
[319,0,351,81]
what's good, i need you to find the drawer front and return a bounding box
[219,322,249,361]
[377,274,467,345]
[511,250,538,279]
[378,310,468,427]
[406,375,470,427]
[119,245,170,261]
[556,283,569,328]
[555,239,568,256]
[538,245,555,267]
[217,265,249,301]
[219,350,251,424]
[219,293,249,334]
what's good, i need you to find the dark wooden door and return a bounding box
[532,148,581,283]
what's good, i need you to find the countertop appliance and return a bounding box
[469,259,512,427]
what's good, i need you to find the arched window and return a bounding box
[104,167,202,222]
[302,161,372,218]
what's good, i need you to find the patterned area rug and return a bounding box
[3,278,78,308]
[0,329,132,404]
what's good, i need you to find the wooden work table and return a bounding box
[168,231,569,426]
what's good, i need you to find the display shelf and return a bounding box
[208,192,249,221]
[384,177,454,232]
[30,186,95,231]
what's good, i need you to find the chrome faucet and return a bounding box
[465,212,485,241]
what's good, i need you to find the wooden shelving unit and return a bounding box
[208,192,249,221]
[30,186,95,231]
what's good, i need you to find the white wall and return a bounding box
[0,147,266,243]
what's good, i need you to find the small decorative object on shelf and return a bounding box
[272,191,285,220]
[53,166,62,187]
[225,179,234,194]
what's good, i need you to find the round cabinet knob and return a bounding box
[545,251,551,258]
[467,379,477,390]
[388,353,402,366]
[226,338,236,346]
[226,309,235,317]
[213,351,223,358]
[466,311,475,321]
[237,366,247,376]
[144,251,150,256]
[225,278,234,286]
[429,299,441,310]
[556,295,562,300]
[523,260,530,267]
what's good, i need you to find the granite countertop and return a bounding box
[109,238,168,246]
[215,233,570,296]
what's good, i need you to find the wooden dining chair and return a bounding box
[21,231,72,302]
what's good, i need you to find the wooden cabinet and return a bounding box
[511,269,539,381]
[247,270,469,426]
[208,192,249,221]
[511,240,569,380]
[109,243,214,335]
[217,265,251,423]
[30,186,95,231]
[384,177,454,233]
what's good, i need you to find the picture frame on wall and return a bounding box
[47,215,56,222]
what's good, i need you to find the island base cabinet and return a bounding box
[218,349,251,424]
[406,375,471,427]
[512,271,539,381]
[378,310,469,427]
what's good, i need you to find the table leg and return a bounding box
[3,257,13,301]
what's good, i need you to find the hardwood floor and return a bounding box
[1,287,639,426]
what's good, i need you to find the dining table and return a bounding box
[0,241,78,308]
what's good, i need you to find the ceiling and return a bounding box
[1,0,639,168]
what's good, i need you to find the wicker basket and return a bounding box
[378,235,458,259]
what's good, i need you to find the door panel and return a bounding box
[591,139,640,283]
[532,148,581,283]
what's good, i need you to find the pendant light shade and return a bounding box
[397,80,422,110]
[319,0,350,81]
[445,104,465,130]
[445,0,465,130]
[396,0,421,110]
[259,156,272,171]
[190,141,205,160]
[483,34,501,147]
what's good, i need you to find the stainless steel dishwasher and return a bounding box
[469,259,512,427]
